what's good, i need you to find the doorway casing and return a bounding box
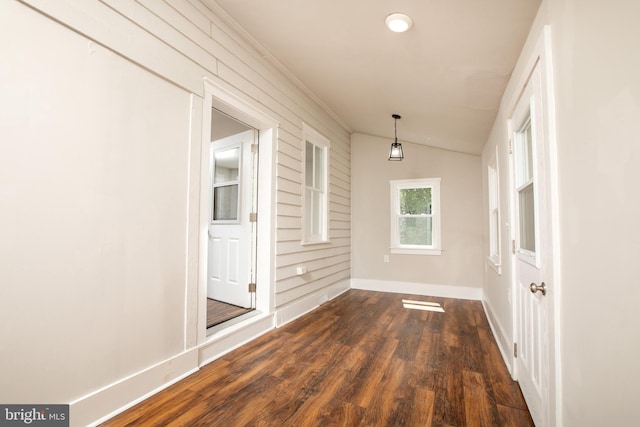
[197,78,278,362]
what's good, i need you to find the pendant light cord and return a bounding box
[394,117,398,142]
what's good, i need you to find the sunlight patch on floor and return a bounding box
[402,299,445,312]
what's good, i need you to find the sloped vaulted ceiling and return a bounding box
[206,0,541,155]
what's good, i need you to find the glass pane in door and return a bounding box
[212,147,240,222]
[213,184,239,220]
[519,183,536,252]
[214,148,239,183]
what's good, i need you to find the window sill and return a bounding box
[487,256,502,275]
[301,240,330,246]
[390,248,442,256]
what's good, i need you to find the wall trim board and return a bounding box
[198,312,275,366]
[71,348,199,427]
[350,278,483,301]
[275,280,351,327]
[481,298,514,376]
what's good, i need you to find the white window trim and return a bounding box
[301,123,330,245]
[390,178,442,256]
[487,148,502,274]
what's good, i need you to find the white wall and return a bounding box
[482,0,640,425]
[0,0,350,425]
[548,0,640,425]
[351,133,483,298]
[0,1,192,404]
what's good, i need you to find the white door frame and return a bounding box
[507,26,561,427]
[198,78,277,346]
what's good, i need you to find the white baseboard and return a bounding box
[481,298,514,376]
[350,278,482,300]
[198,312,275,366]
[72,348,199,427]
[275,280,350,327]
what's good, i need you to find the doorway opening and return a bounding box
[206,108,258,330]
[198,78,276,349]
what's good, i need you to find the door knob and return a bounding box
[529,282,546,296]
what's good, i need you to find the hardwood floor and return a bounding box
[207,298,253,328]
[103,290,533,426]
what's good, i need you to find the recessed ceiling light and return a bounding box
[385,13,413,33]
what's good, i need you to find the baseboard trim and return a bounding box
[72,348,199,427]
[350,278,482,300]
[481,298,514,377]
[198,312,275,366]
[275,280,350,327]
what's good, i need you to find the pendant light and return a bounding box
[388,114,404,161]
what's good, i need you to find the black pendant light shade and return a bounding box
[388,114,404,161]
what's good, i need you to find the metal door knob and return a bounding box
[529,282,546,296]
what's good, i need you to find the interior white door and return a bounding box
[207,129,256,308]
[511,63,553,426]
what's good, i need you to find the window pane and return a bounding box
[305,141,313,186]
[304,188,323,239]
[519,183,535,252]
[213,184,238,221]
[305,188,312,235]
[312,190,322,235]
[399,188,431,215]
[490,209,499,256]
[214,148,239,183]
[399,216,432,246]
[314,146,325,190]
[488,164,499,258]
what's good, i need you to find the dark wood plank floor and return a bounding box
[103,290,533,426]
[207,298,253,328]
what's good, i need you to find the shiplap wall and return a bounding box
[2,0,351,421]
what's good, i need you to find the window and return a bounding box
[488,150,501,272]
[515,117,536,254]
[302,123,329,243]
[390,178,441,255]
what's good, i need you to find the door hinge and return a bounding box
[512,240,516,254]
[251,143,258,154]
[248,283,256,293]
[508,138,513,155]
[249,212,257,222]
[514,342,518,358]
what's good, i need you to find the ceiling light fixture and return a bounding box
[385,13,413,33]
[388,114,404,161]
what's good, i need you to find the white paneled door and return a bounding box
[208,129,257,308]
[510,61,554,426]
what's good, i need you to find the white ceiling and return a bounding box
[207,0,541,155]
